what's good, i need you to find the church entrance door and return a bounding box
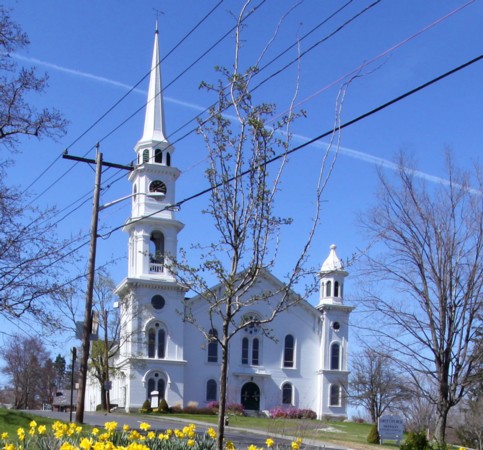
[241,382,260,411]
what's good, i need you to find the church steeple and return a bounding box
[138,22,168,147]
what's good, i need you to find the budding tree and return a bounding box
[170,2,342,448]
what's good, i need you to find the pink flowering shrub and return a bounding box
[269,406,317,419]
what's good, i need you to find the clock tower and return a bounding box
[114,25,187,411]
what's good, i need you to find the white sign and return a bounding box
[150,390,159,409]
[378,415,404,444]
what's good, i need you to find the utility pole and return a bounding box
[63,146,132,423]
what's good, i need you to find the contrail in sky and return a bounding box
[11,53,470,189]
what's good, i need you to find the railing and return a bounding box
[149,263,164,273]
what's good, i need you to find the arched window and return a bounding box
[252,338,259,365]
[329,384,341,406]
[326,281,332,297]
[330,342,340,370]
[283,335,295,368]
[282,383,293,405]
[206,379,217,401]
[241,337,249,365]
[147,323,166,359]
[334,281,339,297]
[154,149,162,164]
[207,329,218,363]
[157,329,165,358]
[150,231,164,266]
[166,152,171,166]
[147,375,165,400]
[143,149,149,163]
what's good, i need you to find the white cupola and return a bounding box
[317,244,348,307]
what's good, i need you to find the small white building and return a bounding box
[86,27,353,420]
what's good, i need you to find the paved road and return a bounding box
[31,410,346,450]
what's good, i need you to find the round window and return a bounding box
[332,321,340,331]
[151,295,165,310]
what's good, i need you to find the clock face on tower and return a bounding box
[149,180,167,195]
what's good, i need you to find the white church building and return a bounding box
[86,28,353,420]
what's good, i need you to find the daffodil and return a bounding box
[123,424,130,432]
[207,427,217,439]
[1,431,8,440]
[266,438,275,448]
[17,427,25,441]
[29,420,37,428]
[139,422,151,432]
[226,440,236,450]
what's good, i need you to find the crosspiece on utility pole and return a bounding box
[62,147,132,423]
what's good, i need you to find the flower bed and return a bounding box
[0,419,303,450]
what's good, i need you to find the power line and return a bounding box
[11,53,481,306]
[101,54,483,239]
[22,0,226,202]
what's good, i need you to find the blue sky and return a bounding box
[1,0,482,364]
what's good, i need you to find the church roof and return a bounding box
[320,244,344,272]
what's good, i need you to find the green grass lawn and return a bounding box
[0,408,58,436]
[146,413,401,448]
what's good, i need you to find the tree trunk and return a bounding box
[217,338,229,450]
[434,404,449,444]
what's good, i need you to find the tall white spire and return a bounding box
[139,23,168,145]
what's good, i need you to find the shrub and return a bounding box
[400,431,430,450]
[139,399,152,413]
[367,423,380,444]
[269,406,317,419]
[158,398,169,413]
[226,403,244,415]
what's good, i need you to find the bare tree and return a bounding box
[0,6,66,148]
[0,334,55,409]
[89,269,120,411]
[0,6,75,326]
[359,152,483,444]
[171,3,343,449]
[349,347,411,423]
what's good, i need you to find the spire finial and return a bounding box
[153,9,163,34]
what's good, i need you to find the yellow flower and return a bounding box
[4,444,15,450]
[92,428,100,436]
[1,432,8,440]
[129,430,141,440]
[266,438,275,448]
[158,433,169,440]
[207,428,217,439]
[29,427,36,436]
[17,427,25,441]
[187,439,195,447]
[80,437,93,450]
[166,429,173,437]
[60,443,77,450]
[226,441,236,450]
[104,421,118,433]
[98,432,110,441]
[248,445,258,450]
[123,424,130,432]
[38,425,47,435]
[147,431,155,440]
[139,422,151,431]
[29,420,37,428]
